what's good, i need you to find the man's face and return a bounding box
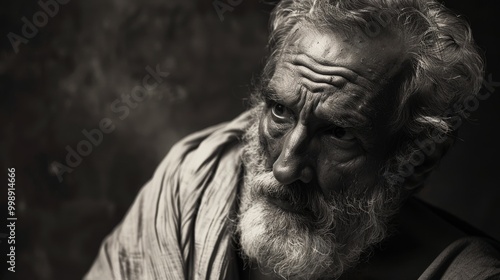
[238,24,407,279]
[262,24,406,197]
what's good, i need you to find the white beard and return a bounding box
[237,106,401,280]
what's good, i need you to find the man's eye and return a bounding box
[329,127,356,141]
[271,103,292,120]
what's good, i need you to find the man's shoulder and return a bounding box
[420,236,500,279]
[344,198,500,280]
[411,199,500,279]
[154,110,252,177]
[145,110,253,217]
[84,111,253,280]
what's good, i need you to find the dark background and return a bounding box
[0,0,499,279]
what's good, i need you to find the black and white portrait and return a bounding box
[2,0,500,279]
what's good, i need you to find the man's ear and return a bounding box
[403,136,455,191]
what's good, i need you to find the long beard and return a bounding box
[237,105,401,280]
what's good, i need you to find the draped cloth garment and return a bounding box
[85,111,251,280]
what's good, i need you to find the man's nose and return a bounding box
[273,124,314,185]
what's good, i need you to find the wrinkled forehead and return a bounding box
[276,22,406,84]
[269,23,407,116]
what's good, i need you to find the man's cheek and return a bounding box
[317,155,369,194]
[329,158,381,195]
[258,118,282,168]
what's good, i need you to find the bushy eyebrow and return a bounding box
[321,89,376,130]
[326,109,373,130]
[262,86,280,103]
[263,84,373,130]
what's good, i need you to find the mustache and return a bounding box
[249,171,335,224]
[252,172,314,201]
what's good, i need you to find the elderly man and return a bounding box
[86,0,500,279]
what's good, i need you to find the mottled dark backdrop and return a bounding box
[0,0,499,279]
